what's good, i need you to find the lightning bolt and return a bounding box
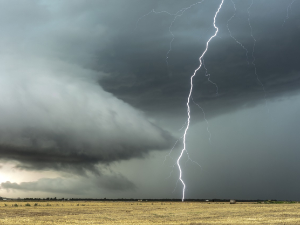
[178,0,224,201]
[226,0,268,113]
[163,138,181,165]
[135,9,176,31]
[135,0,292,202]
[136,1,205,75]
[227,0,250,64]
[283,0,296,26]
[191,95,211,143]
[164,1,204,72]
[203,59,218,96]
[247,0,269,111]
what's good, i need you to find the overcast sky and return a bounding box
[0,0,300,201]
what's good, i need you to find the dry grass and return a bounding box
[1,201,300,224]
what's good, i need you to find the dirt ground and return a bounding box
[1,201,300,224]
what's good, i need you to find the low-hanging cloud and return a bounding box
[0,173,136,195]
[0,55,173,173]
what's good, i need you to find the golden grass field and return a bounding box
[1,201,300,224]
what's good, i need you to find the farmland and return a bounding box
[1,201,300,224]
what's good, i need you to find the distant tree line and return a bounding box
[2,196,297,203]
[4,198,278,202]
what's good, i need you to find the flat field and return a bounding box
[1,201,300,224]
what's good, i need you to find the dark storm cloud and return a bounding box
[2,0,297,120]
[0,122,172,174]
[95,0,300,118]
[0,174,136,194]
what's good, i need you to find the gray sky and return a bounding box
[1,0,300,200]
